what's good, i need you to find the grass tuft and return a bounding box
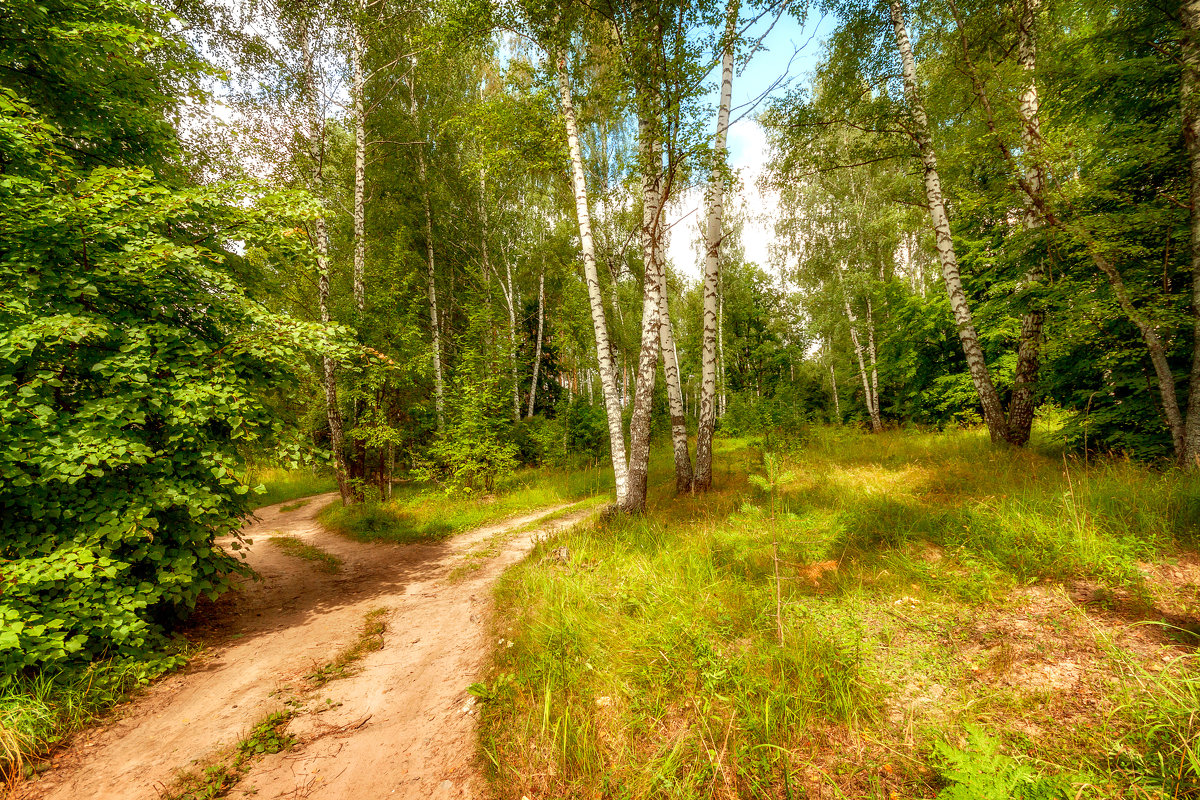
[306,608,388,688]
[267,536,342,573]
[161,710,295,800]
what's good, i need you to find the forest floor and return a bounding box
[14,492,598,800]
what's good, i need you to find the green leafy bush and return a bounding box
[0,91,331,673]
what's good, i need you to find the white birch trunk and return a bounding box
[624,115,667,513]
[527,264,546,418]
[1006,0,1045,446]
[411,60,444,431]
[867,295,882,430]
[556,56,629,505]
[304,37,351,506]
[352,25,366,313]
[829,359,841,420]
[839,265,879,432]
[890,0,1009,443]
[696,0,738,491]
[653,164,693,492]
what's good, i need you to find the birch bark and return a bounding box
[838,263,880,432]
[304,38,351,505]
[351,22,366,313]
[889,0,1009,443]
[651,151,693,492]
[624,116,667,513]
[410,60,444,431]
[556,56,629,505]
[867,295,882,430]
[696,0,737,491]
[527,264,546,418]
[1005,0,1045,446]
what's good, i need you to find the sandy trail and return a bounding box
[17,495,593,800]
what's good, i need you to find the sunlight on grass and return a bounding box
[246,467,337,509]
[476,426,1200,800]
[320,463,614,545]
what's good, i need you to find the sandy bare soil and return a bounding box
[16,495,592,800]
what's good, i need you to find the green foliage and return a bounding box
[0,90,334,673]
[415,346,518,494]
[162,710,295,800]
[934,726,1076,800]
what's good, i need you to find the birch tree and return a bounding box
[696,0,738,491]
[889,0,1010,444]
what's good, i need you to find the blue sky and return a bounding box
[666,6,834,278]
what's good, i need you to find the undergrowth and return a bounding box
[1,649,190,784]
[161,710,295,800]
[247,467,337,509]
[477,426,1200,799]
[320,462,612,545]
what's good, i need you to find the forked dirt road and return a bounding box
[17,495,593,800]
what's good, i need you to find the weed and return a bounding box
[306,608,388,688]
[278,499,309,512]
[161,711,295,800]
[267,536,342,573]
[477,427,1200,799]
[0,649,191,784]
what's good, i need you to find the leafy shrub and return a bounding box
[0,92,330,673]
[563,399,607,462]
[415,349,517,493]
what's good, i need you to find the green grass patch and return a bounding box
[161,710,295,800]
[1,649,191,783]
[247,467,337,509]
[321,463,612,545]
[477,426,1200,799]
[267,536,342,573]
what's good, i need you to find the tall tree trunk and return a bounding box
[829,357,841,420]
[527,263,546,418]
[411,61,444,431]
[624,116,667,513]
[652,154,693,493]
[867,295,882,430]
[839,264,879,432]
[317,214,352,506]
[946,0,1184,455]
[505,255,520,421]
[556,55,629,505]
[889,0,1010,443]
[304,36,351,506]
[351,24,366,314]
[1006,0,1046,446]
[718,286,727,417]
[1183,0,1200,466]
[696,0,737,491]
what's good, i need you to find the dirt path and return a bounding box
[17,495,594,800]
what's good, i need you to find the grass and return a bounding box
[0,649,191,785]
[306,608,388,688]
[161,710,295,800]
[267,535,342,573]
[246,466,337,509]
[476,425,1200,800]
[320,462,613,545]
